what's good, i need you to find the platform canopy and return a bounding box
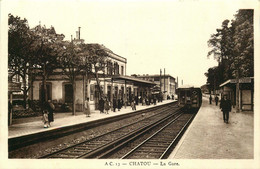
[112,75,156,87]
[219,77,254,87]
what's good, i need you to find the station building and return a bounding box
[29,42,156,111]
[132,74,177,99]
[219,77,254,111]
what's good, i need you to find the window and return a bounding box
[121,66,124,75]
[64,84,73,103]
[114,62,119,75]
[107,61,113,75]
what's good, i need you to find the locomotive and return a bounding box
[176,85,202,110]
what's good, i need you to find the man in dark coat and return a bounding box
[46,100,55,127]
[135,96,138,105]
[220,95,232,123]
[117,98,121,111]
[113,98,117,112]
[99,98,105,113]
[215,95,219,106]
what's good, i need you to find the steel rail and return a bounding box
[93,109,184,159]
[39,104,179,159]
[120,113,184,159]
[159,113,195,159]
[97,109,183,159]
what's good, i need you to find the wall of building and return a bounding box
[51,81,63,101]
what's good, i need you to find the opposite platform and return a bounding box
[169,96,254,159]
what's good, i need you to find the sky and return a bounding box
[3,0,256,87]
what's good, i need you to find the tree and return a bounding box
[8,14,35,108]
[207,19,234,84]
[230,9,254,112]
[82,44,109,98]
[57,41,88,115]
[30,24,64,108]
[204,66,221,95]
[207,9,254,112]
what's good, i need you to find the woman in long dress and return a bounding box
[104,98,110,114]
[84,98,90,117]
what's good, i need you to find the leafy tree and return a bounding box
[230,9,254,112]
[57,42,109,114]
[230,9,254,78]
[204,66,221,95]
[82,44,109,98]
[57,41,88,115]
[8,14,35,108]
[207,19,233,83]
[30,24,64,108]
[207,9,254,112]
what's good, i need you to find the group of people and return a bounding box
[209,94,232,124]
[41,94,164,127]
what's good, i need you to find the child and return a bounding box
[131,100,136,111]
[42,110,49,128]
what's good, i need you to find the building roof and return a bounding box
[91,43,127,63]
[112,75,156,86]
[219,77,254,87]
[132,74,175,80]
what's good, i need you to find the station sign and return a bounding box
[230,78,252,84]
[8,82,21,92]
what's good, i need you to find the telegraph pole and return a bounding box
[160,69,162,92]
[164,68,166,93]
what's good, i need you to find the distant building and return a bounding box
[132,74,177,98]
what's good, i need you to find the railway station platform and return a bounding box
[169,95,254,159]
[8,100,175,139]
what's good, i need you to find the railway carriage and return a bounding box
[176,86,202,110]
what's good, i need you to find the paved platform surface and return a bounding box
[169,95,254,159]
[8,100,174,139]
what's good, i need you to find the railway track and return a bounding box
[39,104,181,159]
[9,101,175,153]
[120,112,195,159]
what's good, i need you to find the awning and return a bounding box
[112,75,156,86]
[219,77,253,87]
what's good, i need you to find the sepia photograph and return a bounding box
[0,0,259,168]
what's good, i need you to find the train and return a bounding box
[176,86,202,110]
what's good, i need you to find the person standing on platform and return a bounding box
[220,95,232,123]
[135,96,138,106]
[113,97,117,112]
[47,100,55,127]
[209,95,212,104]
[120,98,124,109]
[84,98,90,117]
[153,96,157,105]
[117,98,121,111]
[104,98,110,114]
[215,95,219,106]
[42,109,49,128]
[131,99,136,110]
[99,97,105,113]
[142,98,145,106]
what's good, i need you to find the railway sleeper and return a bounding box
[134,151,163,155]
[142,144,169,147]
